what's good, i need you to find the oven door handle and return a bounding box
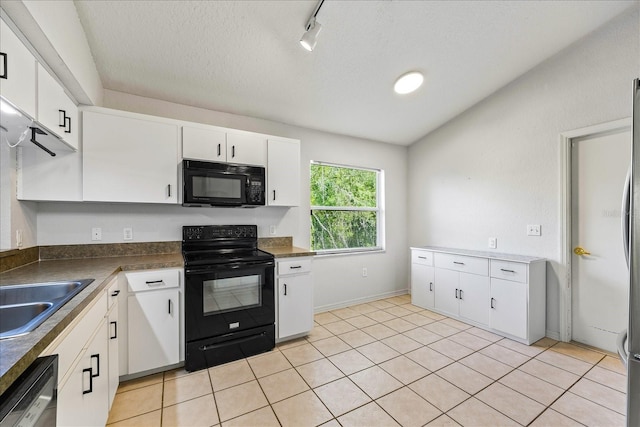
[185,260,274,274]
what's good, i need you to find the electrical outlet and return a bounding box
[91,227,102,241]
[123,227,133,241]
[362,267,368,278]
[527,225,541,236]
[269,225,276,235]
[488,237,497,249]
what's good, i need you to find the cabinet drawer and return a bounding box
[278,258,312,276]
[125,268,180,292]
[490,260,528,283]
[411,250,433,266]
[434,253,488,276]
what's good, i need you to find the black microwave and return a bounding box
[182,160,265,207]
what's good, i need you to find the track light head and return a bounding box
[300,17,322,52]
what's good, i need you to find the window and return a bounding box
[310,161,383,254]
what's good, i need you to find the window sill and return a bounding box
[313,248,385,258]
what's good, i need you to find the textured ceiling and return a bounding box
[73,0,635,145]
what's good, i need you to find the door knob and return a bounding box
[574,247,591,256]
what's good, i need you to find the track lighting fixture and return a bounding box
[300,0,325,51]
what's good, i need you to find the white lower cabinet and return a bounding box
[276,257,314,341]
[411,247,546,345]
[124,268,182,375]
[41,276,119,427]
[57,321,109,427]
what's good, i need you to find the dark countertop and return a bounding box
[0,253,183,396]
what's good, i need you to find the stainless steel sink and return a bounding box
[0,279,94,339]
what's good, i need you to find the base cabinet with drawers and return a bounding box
[40,276,120,427]
[411,247,546,344]
[276,257,314,341]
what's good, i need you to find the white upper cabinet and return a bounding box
[182,126,226,161]
[37,63,79,149]
[227,132,267,166]
[267,138,300,206]
[0,18,36,118]
[83,110,179,204]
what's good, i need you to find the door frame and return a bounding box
[558,117,631,342]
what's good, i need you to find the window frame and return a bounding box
[310,160,385,255]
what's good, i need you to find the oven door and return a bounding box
[185,260,275,342]
[183,167,248,206]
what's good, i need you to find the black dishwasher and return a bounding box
[0,355,58,427]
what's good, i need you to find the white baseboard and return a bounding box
[314,289,409,313]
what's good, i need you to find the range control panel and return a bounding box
[183,225,258,241]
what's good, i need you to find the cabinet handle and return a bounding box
[459,289,463,300]
[58,109,66,127]
[453,261,465,265]
[0,52,7,79]
[82,368,93,394]
[455,289,459,299]
[29,127,56,157]
[168,299,173,314]
[290,265,302,270]
[110,321,118,339]
[167,184,172,197]
[65,115,71,133]
[145,280,165,286]
[232,145,236,158]
[418,256,427,259]
[284,283,287,296]
[429,282,433,292]
[90,354,100,378]
[491,298,496,309]
[273,190,276,201]
[500,268,516,273]
[111,290,120,297]
[217,143,221,156]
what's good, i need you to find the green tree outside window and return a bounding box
[310,162,381,252]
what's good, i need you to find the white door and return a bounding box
[458,273,490,325]
[411,264,435,309]
[571,129,630,352]
[128,289,179,374]
[278,275,313,339]
[434,268,459,317]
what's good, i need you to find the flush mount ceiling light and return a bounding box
[300,0,325,52]
[394,71,424,94]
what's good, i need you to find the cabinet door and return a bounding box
[278,275,313,339]
[128,288,179,374]
[267,139,300,206]
[490,278,528,339]
[458,273,490,326]
[17,145,82,201]
[411,264,434,309]
[434,268,459,317]
[227,132,267,166]
[182,126,226,161]
[37,63,78,149]
[107,303,119,409]
[83,111,179,203]
[0,18,36,118]
[57,321,109,427]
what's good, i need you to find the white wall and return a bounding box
[407,8,639,338]
[36,90,409,310]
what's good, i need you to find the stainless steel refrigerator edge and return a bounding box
[623,78,640,426]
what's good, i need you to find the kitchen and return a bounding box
[0,1,638,426]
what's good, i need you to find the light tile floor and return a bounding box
[107,294,627,427]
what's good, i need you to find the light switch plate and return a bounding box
[488,237,497,249]
[123,227,133,240]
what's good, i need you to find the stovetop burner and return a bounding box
[182,225,273,267]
